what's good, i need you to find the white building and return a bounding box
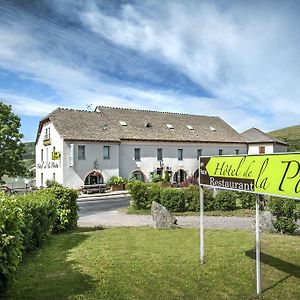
[35,107,287,188]
[241,127,288,154]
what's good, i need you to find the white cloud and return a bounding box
[0,91,58,117]
[0,0,299,134]
[79,0,300,130]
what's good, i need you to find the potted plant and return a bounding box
[108,176,127,191]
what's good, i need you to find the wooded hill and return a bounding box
[269,124,300,152]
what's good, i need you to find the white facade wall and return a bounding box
[38,122,290,188]
[119,141,247,181]
[36,123,64,187]
[62,141,119,188]
[247,143,288,155]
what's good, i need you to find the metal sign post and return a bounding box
[200,186,205,264]
[255,194,261,295]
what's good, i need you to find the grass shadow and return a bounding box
[245,249,300,293]
[2,227,103,299]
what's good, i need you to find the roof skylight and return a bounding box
[209,126,216,131]
[166,124,174,129]
[187,125,194,130]
[119,121,127,126]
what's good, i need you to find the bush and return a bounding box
[0,193,24,292]
[127,181,148,209]
[184,185,198,211]
[47,186,79,232]
[0,186,79,292]
[45,179,63,188]
[107,176,127,185]
[151,174,162,183]
[269,197,300,234]
[17,190,57,251]
[238,192,266,210]
[203,188,215,211]
[215,190,237,211]
[163,172,170,183]
[161,188,186,212]
[184,186,215,212]
[147,183,162,207]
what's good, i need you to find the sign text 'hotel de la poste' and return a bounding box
[200,153,300,200]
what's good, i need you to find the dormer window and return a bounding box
[187,125,194,130]
[166,124,174,129]
[119,121,127,126]
[209,126,216,131]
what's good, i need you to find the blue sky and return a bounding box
[1,0,300,142]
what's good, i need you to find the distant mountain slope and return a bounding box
[23,142,35,161]
[269,124,300,152]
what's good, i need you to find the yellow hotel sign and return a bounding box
[200,153,300,200]
[52,151,61,160]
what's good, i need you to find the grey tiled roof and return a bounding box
[241,127,288,145]
[39,106,246,143]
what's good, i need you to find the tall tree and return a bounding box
[0,102,25,183]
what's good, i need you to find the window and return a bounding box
[219,149,223,156]
[41,173,44,187]
[134,148,141,161]
[46,148,49,163]
[157,148,163,161]
[78,145,85,160]
[41,149,43,161]
[53,173,56,181]
[103,146,110,159]
[197,149,202,160]
[178,149,183,160]
[259,146,265,154]
[236,149,239,155]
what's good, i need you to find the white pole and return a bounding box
[255,194,261,295]
[200,186,205,263]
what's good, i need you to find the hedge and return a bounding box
[269,197,300,234]
[215,191,237,211]
[0,186,79,292]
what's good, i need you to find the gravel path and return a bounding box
[79,210,254,230]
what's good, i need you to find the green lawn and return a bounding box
[3,228,300,300]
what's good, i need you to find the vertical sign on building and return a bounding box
[69,144,74,167]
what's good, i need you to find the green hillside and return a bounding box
[269,124,300,152]
[23,142,35,160]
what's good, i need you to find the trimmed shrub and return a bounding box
[184,185,199,211]
[47,186,79,232]
[0,187,79,292]
[215,190,237,211]
[269,197,300,234]
[0,193,24,292]
[147,183,162,207]
[184,186,215,212]
[127,181,148,209]
[161,188,186,212]
[203,188,215,211]
[17,190,57,251]
[238,192,266,210]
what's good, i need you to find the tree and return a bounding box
[0,102,25,183]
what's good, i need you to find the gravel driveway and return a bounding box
[79,210,254,230]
